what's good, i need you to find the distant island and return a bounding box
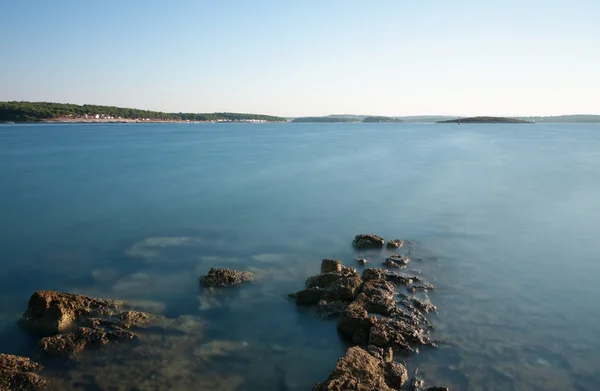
[437,116,533,124]
[362,116,403,123]
[0,101,287,123]
[291,115,402,123]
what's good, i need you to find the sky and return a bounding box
[0,0,599,117]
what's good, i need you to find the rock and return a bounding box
[356,258,369,266]
[384,255,410,268]
[358,279,397,316]
[19,290,160,359]
[410,369,449,391]
[317,300,348,318]
[306,273,345,289]
[362,268,417,285]
[118,310,155,328]
[20,290,124,336]
[337,301,373,344]
[295,288,326,306]
[199,268,254,287]
[352,234,385,249]
[300,264,361,303]
[407,281,435,293]
[399,295,437,313]
[39,326,138,358]
[313,346,407,391]
[385,361,409,389]
[320,259,342,273]
[0,354,46,390]
[366,345,393,362]
[386,240,404,249]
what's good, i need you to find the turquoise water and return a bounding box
[1,122,599,390]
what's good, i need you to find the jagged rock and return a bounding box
[362,268,417,285]
[19,291,158,359]
[386,240,404,249]
[298,260,362,304]
[0,354,46,390]
[313,346,407,391]
[384,255,410,268]
[366,345,393,362]
[337,301,373,344]
[199,268,254,287]
[357,279,397,316]
[399,294,437,313]
[39,326,138,358]
[320,259,342,273]
[20,290,124,336]
[352,234,385,249]
[317,300,348,318]
[407,281,435,293]
[356,258,369,266]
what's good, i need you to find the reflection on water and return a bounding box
[1,123,600,390]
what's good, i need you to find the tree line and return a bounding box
[0,102,287,122]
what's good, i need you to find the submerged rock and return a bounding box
[0,354,46,390]
[355,258,369,266]
[410,369,450,391]
[313,346,407,391]
[39,326,138,359]
[199,268,254,287]
[19,290,160,359]
[386,239,404,249]
[352,234,385,249]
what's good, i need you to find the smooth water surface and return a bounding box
[1,122,599,390]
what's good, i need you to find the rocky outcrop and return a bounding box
[384,254,410,268]
[19,291,156,359]
[294,260,435,350]
[199,268,254,287]
[352,234,385,249]
[294,260,362,306]
[313,346,407,391]
[0,354,46,390]
[386,240,404,249]
[20,290,125,336]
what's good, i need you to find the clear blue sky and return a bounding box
[1,0,598,116]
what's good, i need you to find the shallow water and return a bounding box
[1,122,599,390]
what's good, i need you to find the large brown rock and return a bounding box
[19,291,156,359]
[199,268,254,287]
[337,301,373,344]
[20,291,124,336]
[320,259,342,273]
[313,346,407,391]
[352,234,385,249]
[0,354,46,390]
[297,261,362,305]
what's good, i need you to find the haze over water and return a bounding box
[1,122,600,390]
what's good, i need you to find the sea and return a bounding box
[0,122,599,390]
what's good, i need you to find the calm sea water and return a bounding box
[1,122,599,390]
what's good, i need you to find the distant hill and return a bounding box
[0,101,287,122]
[438,116,532,124]
[517,115,600,123]
[362,116,403,123]
[291,117,359,123]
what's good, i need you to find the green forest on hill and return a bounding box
[0,102,287,122]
